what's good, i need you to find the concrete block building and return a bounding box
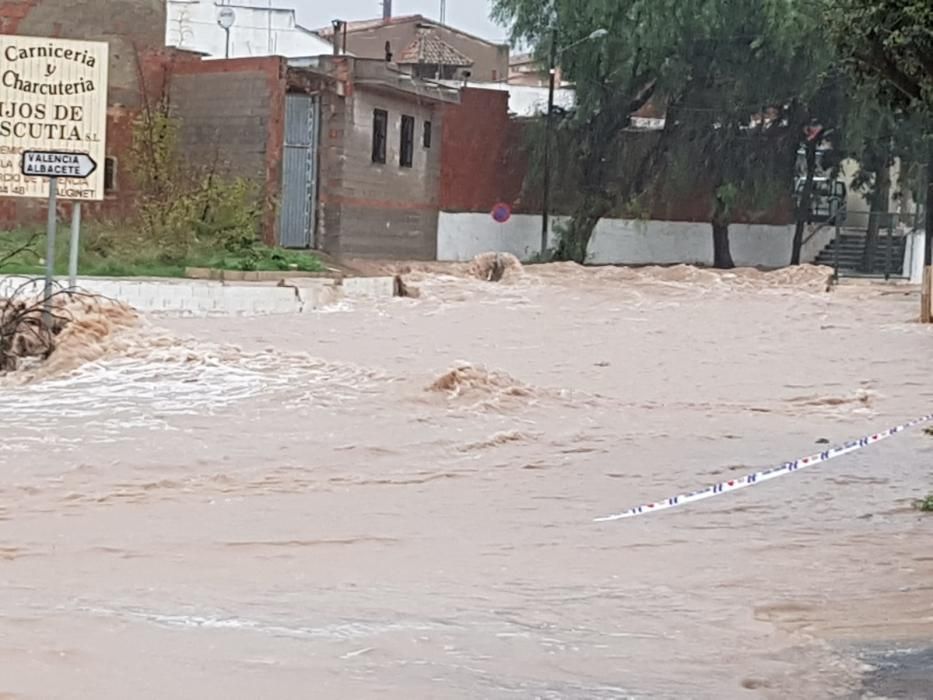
[319,14,509,84]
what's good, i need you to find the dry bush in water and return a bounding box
[0,282,97,372]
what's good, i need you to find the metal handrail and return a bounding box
[801,221,831,248]
[885,223,894,281]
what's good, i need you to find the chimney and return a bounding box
[383,0,392,19]
[331,20,344,54]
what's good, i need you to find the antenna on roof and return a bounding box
[439,0,447,24]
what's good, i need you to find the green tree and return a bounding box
[826,0,933,316]
[659,0,821,268]
[788,69,850,266]
[492,0,702,262]
[826,0,932,111]
[496,0,839,268]
[841,96,898,272]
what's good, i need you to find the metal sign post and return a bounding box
[21,151,98,318]
[43,178,57,322]
[69,203,82,289]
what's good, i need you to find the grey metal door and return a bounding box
[278,93,318,248]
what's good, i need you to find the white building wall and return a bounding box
[167,0,333,59]
[437,212,799,268]
[839,157,918,231]
[903,230,925,284]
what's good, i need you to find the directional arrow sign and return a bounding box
[21,151,98,179]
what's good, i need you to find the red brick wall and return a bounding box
[0,0,42,34]
[0,48,198,228]
[441,87,794,226]
[0,0,285,241]
[0,0,193,228]
[440,88,526,214]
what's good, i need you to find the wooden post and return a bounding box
[922,266,932,324]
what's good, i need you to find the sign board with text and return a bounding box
[0,34,109,201]
[22,150,97,178]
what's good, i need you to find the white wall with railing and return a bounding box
[167,0,333,59]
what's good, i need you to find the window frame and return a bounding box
[104,156,117,193]
[372,108,388,164]
[423,120,432,149]
[399,114,415,168]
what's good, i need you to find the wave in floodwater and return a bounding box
[1,263,929,699]
[428,362,535,400]
[373,257,836,299]
[76,604,443,642]
[536,262,836,291]
[423,362,596,414]
[0,299,385,436]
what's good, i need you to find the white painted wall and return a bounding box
[800,223,837,264]
[438,212,799,268]
[0,276,395,317]
[167,0,333,59]
[439,80,575,117]
[903,230,925,284]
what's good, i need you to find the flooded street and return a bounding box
[2,264,932,699]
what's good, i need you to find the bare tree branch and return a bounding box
[1,280,117,372]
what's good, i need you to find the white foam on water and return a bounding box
[77,605,442,642]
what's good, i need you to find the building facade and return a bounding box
[146,54,458,259]
[278,57,457,259]
[2,0,805,268]
[0,0,456,260]
[508,52,563,87]
[319,15,509,83]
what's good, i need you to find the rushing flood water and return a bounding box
[2,264,932,699]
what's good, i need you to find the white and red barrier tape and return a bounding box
[595,413,933,522]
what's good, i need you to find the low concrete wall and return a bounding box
[800,224,837,264]
[903,231,925,284]
[437,212,799,267]
[0,275,395,317]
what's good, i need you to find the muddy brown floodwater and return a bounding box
[2,263,932,699]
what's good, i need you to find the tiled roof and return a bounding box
[396,32,474,66]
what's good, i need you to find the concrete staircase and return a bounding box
[815,233,907,277]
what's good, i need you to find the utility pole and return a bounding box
[922,154,932,323]
[539,28,606,259]
[440,0,447,24]
[541,27,557,258]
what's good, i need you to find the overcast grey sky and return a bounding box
[292,0,508,42]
